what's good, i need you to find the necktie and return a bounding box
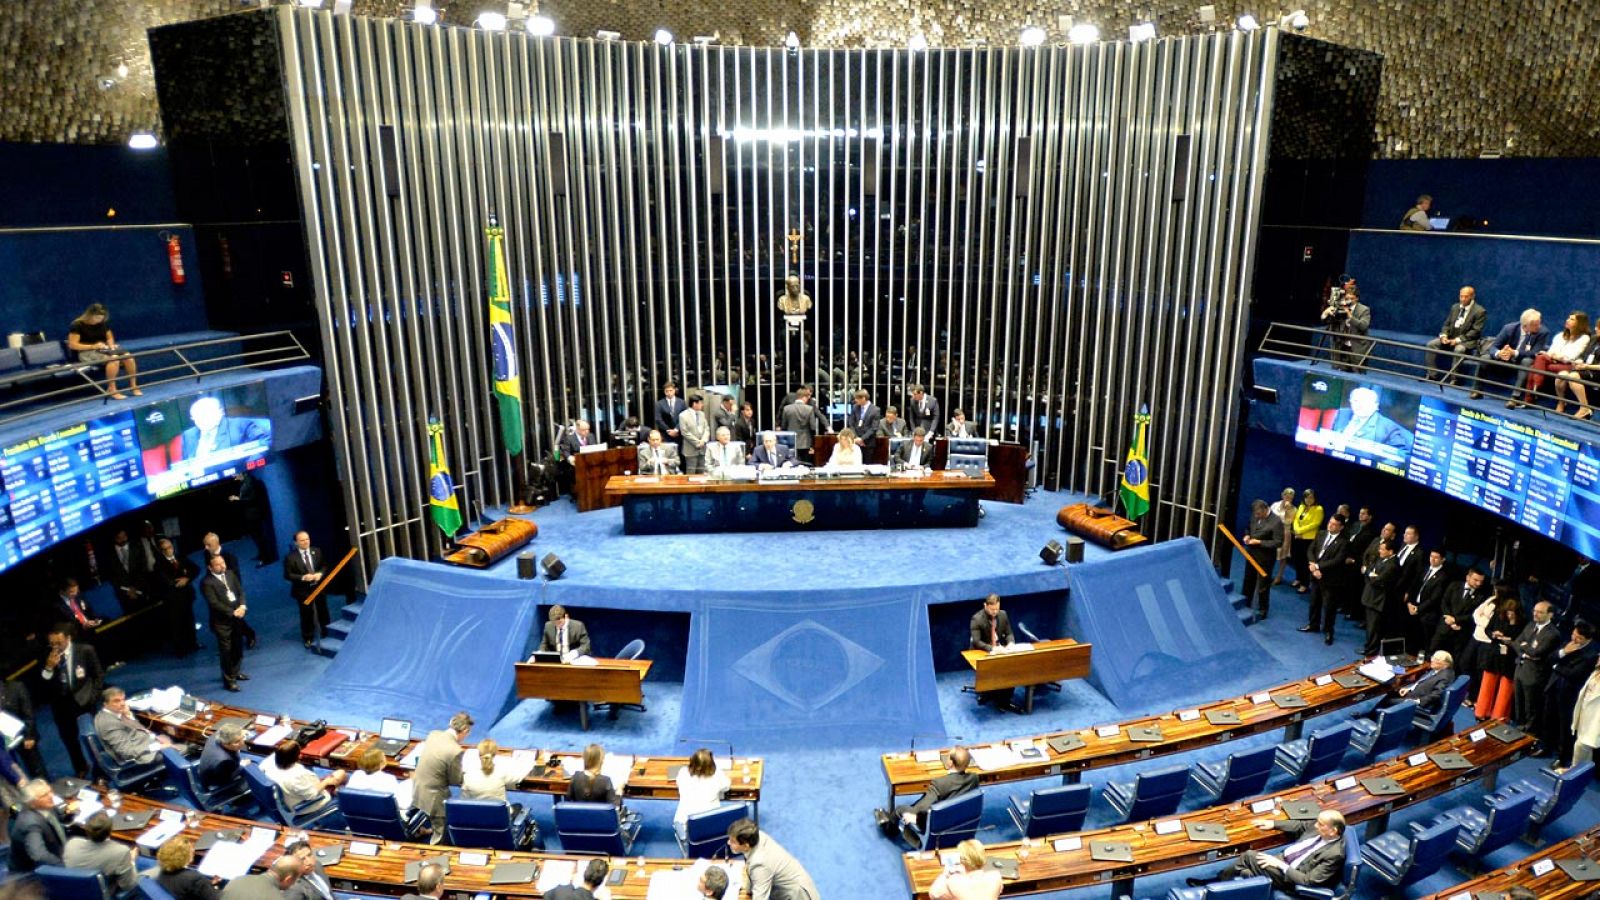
[65,646,74,689]
[303,549,312,571]
[1283,836,1324,869]
[1399,546,1410,566]
[117,545,128,568]
[1320,534,1330,555]
[560,625,568,656]
[990,617,998,647]
[65,597,88,627]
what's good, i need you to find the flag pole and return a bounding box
[486,212,535,514]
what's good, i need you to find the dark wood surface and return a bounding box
[932,439,1029,503]
[574,445,637,511]
[604,471,996,496]
[901,721,1534,899]
[961,639,1092,692]
[1416,823,1600,899]
[514,658,651,705]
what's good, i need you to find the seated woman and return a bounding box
[462,738,538,812]
[929,839,1002,900]
[565,742,620,806]
[1523,311,1591,406]
[155,835,221,900]
[825,427,863,469]
[1555,320,1600,420]
[260,739,346,814]
[65,303,140,399]
[672,747,731,840]
[345,746,415,812]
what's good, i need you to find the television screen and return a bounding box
[1293,373,1417,477]
[136,383,272,498]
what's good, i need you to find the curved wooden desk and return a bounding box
[901,721,1533,899]
[1417,822,1600,899]
[882,660,1420,808]
[961,639,1092,714]
[514,657,652,731]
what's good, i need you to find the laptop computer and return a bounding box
[530,651,563,664]
[1380,638,1417,668]
[373,718,411,757]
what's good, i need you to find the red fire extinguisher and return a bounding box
[165,232,187,285]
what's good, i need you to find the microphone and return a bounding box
[1016,621,1041,642]
[910,733,962,755]
[679,736,735,764]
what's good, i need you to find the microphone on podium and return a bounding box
[910,733,962,755]
[679,736,735,763]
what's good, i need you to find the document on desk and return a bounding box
[569,655,599,667]
[251,724,293,748]
[197,828,275,880]
[968,744,1020,771]
[535,859,577,892]
[602,753,635,788]
[137,818,187,849]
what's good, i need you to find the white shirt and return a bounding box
[461,752,538,803]
[347,768,414,811]
[826,442,863,469]
[673,767,732,827]
[259,758,330,811]
[1548,332,1592,363]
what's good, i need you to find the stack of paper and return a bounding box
[602,754,635,789]
[968,745,1020,771]
[535,859,577,892]
[128,687,186,714]
[137,818,187,849]
[197,827,276,880]
[251,724,293,748]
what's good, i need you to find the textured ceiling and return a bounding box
[3,0,1599,157]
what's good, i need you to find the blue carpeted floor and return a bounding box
[38,525,1600,899]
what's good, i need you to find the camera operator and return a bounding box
[1321,276,1372,372]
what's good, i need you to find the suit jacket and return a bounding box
[103,541,144,595]
[1485,322,1553,363]
[1404,666,1456,713]
[153,554,200,604]
[896,439,933,468]
[38,640,103,712]
[705,441,746,474]
[1513,621,1563,685]
[1268,820,1346,888]
[678,408,711,456]
[969,609,1013,652]
[1306,530,1351,586]
[752,444,796,467]
[946,419,977,438]
[64,836,139,893]
[907,394,942,435]
[564,770,618,805]
[876,418,909,439]
[711,405,739,437]
[558,428,593,459]
[540,618,592,657]
[410,729,465,820]
[1439,302,1489,347]
[743,833,821,900]
[1245,513,1284,566]
[1411,563,1453,618]
[157,868,223,900]
[0,679,39,745]
[204,549,241,574]
[1344,523,1375,564]
[636,443,681,475]
[1362,556,1400,612]
[284,863,333,900]
[779,402,824,450]
[219,872,288,899]
[654,396,686,436]
[94,708,159,764]
[907,770,979,816]
[542,887,596,900]
[283,547,326,601]
[198,734,243,789]
[179,417,271,460]
[1546,641,1600,716]
[1393,544,1425,598]
[732,416,758,448]
[202,569,247,630]
[8,805,66,871]
[1328,409,1412,453]
[848,403,882,440]
[52,592,100,631]
[1439,580,1490,630]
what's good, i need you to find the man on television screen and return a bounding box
[1327,387,1412,461]
[179,396,270,462]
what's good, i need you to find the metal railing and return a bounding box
[0,331,313,425]
[1256,322,1599,427]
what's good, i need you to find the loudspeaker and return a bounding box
[1170,134,1192,203]
[548,132,568,197]
[707,141,725,194]
[1040,539,1064,566]
[378,125,401,197]
[516,552,536,580]
[1015,136,1032,197]
[541,553,565,580]
[862,139,880,195]
[1066,536,1085,564]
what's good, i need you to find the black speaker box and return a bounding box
[1066,536,1085,564]
[516,552,536,580]
[541,552,565,580]
[1040,539,1064,566]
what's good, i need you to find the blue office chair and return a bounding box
[444,797,541,850]
[1188,745,1276,806]
[1411,675,1470,740]
[1163,875,1274,900]
[677,802,750,858]
[596,639,648,717]
[1504,760,1594,841]
[1441,788,1537,860]
[906,790,983,850]
[1273,721,1354,784]
[161,747,251,814]
[78,713,166,793]
[1285,828,1362,900]
[1104,764,1190,824]
[554,801,641,855]
[137,879,177,900]
[1006,784,1091,839]
[340,787,431,841]
[240,763,343,831]
[1348,699,1418,759]
[32,865,109,900]
[1361,815,1461,890]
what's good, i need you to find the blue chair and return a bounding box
[1006,783,1091,838]
[1163,875,1274,900]
[161,748,251,814]
[554,801,641,855]
[596,639,648,716]
[1105,763,1189,824]
[137,880,177,900]
[240,763,342,830]
[340,787,431,841]
[907,790,983,850]
[78,714,166,792]
[1188,746,1276,805]
[1273,721,1354,784]
[1441,788,1537,859]
[1348,699,1418,759]
[1504,760,1594,840]
[1286,828,1362,900]
[1411,675,1469,740]
[677,802,750,858]
[1361,815,1461,890]
[444,797,540,850]
[32,865,109,900]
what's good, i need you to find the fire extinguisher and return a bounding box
[164,232,187,285]
[84,538,100,586]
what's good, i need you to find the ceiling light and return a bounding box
[1128,22,1157,41]
[476,11,507,30]
[595,30,621,41]
[908,34,928,51]
[115,62,129,79]
[1279,9,1309,30]
[692,35,717,45]
[654,28,674,45]
[1237,13,1260,31]
[526,14,554,36]
[1019,26,1046,47]
[127,133,158,150]
[1197,5,1217,23]
[1066,23,1100,44]
[784,31,799,49]
[296,0,324,7]
[412,2,437,24]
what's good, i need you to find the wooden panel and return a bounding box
[604,471,995,496]
[574,445,637,511]
[961,639,1091,692]
[514,659,651,705]
[1416,823,1600,899]
[930,439,1029,503]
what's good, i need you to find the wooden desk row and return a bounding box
[1419,822,1600,899]
[961,639,1093,714]
[108,791,744,898]
[135,696,763,809]
[883,660,1420,807]
[902,720,1534,899]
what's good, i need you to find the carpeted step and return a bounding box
[1237,607,1258,626]
[327,618,354,639]
[315,635,345,657]
[339,600,364,620]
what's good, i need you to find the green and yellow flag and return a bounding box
[486,216,524,457]
[427,417,463,537]
[1119,404,1152,520]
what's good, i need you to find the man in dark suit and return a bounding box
[895,428,932,470]
[1241,500,1283,619]
[751,432,796,468]
[1397,650,1456,714]
[402,863,446,900]
[848,390,882,456]
[197,721,248,791]
[872,746,979,846]
[732,401,758,448]
[8,779,67,872]
[876,406,909,440]
[284,839,334,900]
[203,532,257,649]
[1471,310,1552,402]
[178,395,270,461]
[222,857,302,899]
[1188,810,1347,891]
[230,470,278,566]
[1328,388,1412,461]
[202,555,250,691]
[151,538,201,656]
[946,409,977,439]
[51,577,104,640]
[2,679,46,778]
[1512,601,1562,728]
[1424,286,1489,380]
[1393,527,1425,603]
[538,605,591,660]
[558,419,594,459]
[906,385,941,436]
[1361,540,1402,658]
[1299,514,1351,644]
[546,859,609,900]
[780,387,827,462]
[37,624,102,777]
[1341,507,1377,619]
[710,395,739,439]
[1406,548,1454,654]
[969,594,1018,710]
[636,429,682,475]
[654,381,685,444]
[102,528,147,614]
[1431,568,1490,656]
[1537,619,1598,763]
[284,530,331,650]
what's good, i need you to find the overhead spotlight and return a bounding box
[295,0,323,7]
[784,31,799,49]
[908,33,929,51]
[1128,22,1157,41]
[127,133,158,150]
[1197,5,1217,24]
[412,1,437,24]
[1279,9,1309,30]
[654,27,674,45]
[1066,22,1100,44]
[1236,13,1260,31]
[526,14,555,36]
[476,11,507,30]
[692,35,718,45]
[115,61,129,79]
[595,29,621,41]
[1018,26,1046,47]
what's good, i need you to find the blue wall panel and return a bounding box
[1361,158,1600,238]
[0,227,205,341]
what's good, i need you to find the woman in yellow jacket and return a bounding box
[1290,488,1325,594]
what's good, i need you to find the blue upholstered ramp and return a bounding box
[1064,537,1290,709]
[305,559,538,731]
[678,589,946,751]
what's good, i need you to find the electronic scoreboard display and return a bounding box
[0,410,149,567]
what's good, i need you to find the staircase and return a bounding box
[1220,574,1257,626]
[316,595,365,657]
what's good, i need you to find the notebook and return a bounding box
[1204,709,1242,726]
[110,810,156,832]
[1333,672,1372,689]
[1127,725,1163,743]
[1046,734,1086,754]
[489,862,540,885]
[1281,800,1322,820]
[1360,776,1405,796]
[313,845,343,867]
[1089,841,1134,862]
[1429,751,1472,771]
[1556,858,1600,881]
[1185,822,1229,843]
[373,718,412,756]
[1271,693,1308,709]
[1486,723,1525,743]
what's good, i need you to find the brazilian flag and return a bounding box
[1119,405,1152,520]
[427,418,463,537]
[486,217,524,457]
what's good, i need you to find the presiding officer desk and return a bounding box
[135,697,764,812]
[902,721,1534,899]
[1417,822,1600,899]
[882,660,1422,808]
[101,790,746,898]
[514,656,653,731]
